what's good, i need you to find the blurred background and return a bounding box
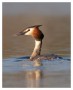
[3,2,70,58]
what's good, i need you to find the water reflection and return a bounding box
[26,70,42,87]
[3,56,70,87]
[25,60,42,87]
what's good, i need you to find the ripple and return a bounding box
[3,56,70,73]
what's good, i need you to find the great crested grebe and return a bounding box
[15,25,62,61]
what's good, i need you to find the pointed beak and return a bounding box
[14,30,27,36]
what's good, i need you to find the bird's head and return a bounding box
[15,25,44,40]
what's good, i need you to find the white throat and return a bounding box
[34,40,41,50]
[30,40,42,60]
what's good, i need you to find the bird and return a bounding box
[15,25,62,61]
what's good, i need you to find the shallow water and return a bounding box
[3,55,71,87]
[3,56,70,73]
